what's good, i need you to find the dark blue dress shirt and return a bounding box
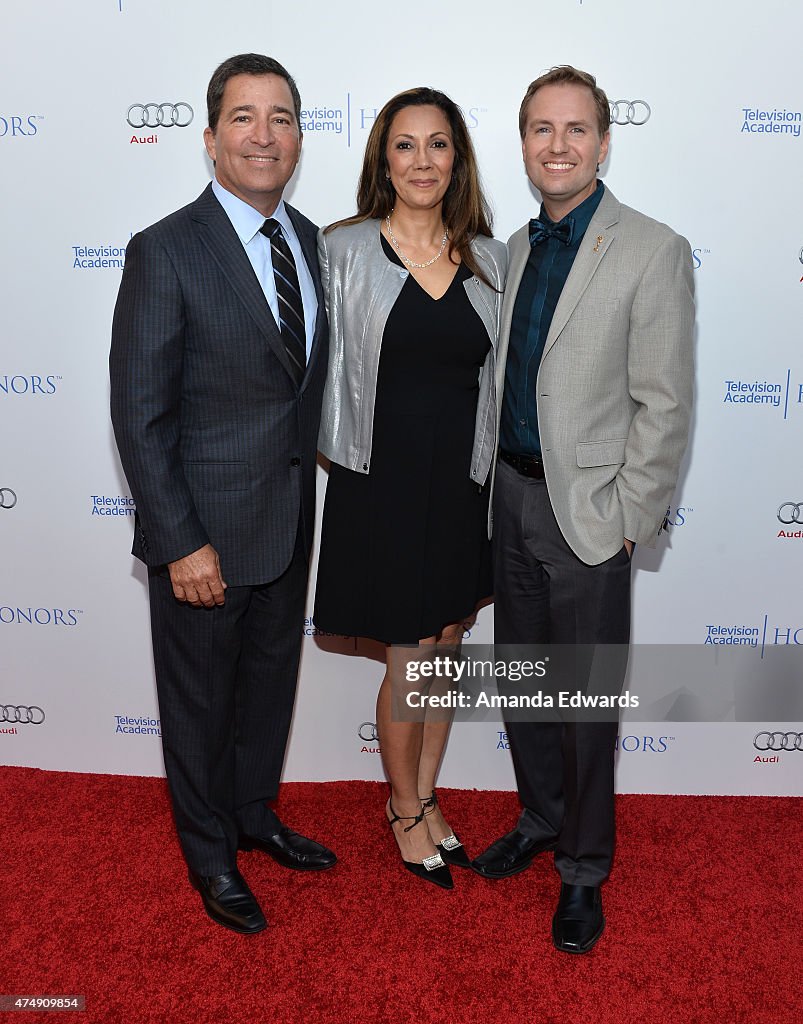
[500,182,605,456]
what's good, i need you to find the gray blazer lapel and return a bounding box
[191,186,294,379]
[497,225,532,376]
[542,189,621,359]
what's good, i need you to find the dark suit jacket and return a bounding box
[110,184,328,587]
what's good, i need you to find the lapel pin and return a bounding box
[593,235,604,253]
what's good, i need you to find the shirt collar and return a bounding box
[211,178,291,245]
[539,180,605,245]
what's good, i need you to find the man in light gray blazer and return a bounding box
[472,67,694,954]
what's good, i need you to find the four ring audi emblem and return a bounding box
[609,100,651,126]
[1,705,45,725]
[358,722,378,742]
[777,502,803,525]
[126,103,194,129]
[0,488,17,509]
[754,731,802,751]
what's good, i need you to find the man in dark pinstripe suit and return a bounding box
[110,54,335,935]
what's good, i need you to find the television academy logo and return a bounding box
[92,495,135,518]
[303,616,355,641]
[0,488,17,510]
[741,106,801,137]
[705,615,803,655]
[73,245,127,270]
[358,721,380,753]
[609,100,650,126]
[722,369,803,419]
[777,502,803,539]
[115,714,161,736]
[301,96,487,147]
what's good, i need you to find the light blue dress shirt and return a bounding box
[211,178,317,357]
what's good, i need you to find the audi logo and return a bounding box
[1,705,45,725]
[777,502,803,525]
[358,722,378,742]
[754,731,802,751]
[0,487,17,510]
[126,103,193,129]
[609,100,651,126]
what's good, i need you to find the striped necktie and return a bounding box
[260,218,306,385]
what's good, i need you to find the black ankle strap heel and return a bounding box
[418,790,472,870]
[386,799,454,890]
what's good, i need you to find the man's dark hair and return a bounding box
[207,53,301,133]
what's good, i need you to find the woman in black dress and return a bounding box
[315,88,506,889]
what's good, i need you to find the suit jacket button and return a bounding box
[290,457,301,467]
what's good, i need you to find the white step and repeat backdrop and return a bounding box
[2,1,801,797]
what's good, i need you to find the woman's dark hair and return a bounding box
[326,87,494,284]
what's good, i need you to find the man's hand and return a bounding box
[168,544,227,607]
[624,539,634,558]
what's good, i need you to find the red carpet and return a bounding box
[2,768,799,1023]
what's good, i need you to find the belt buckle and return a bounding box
[501,450,543,479]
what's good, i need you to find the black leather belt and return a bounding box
[499,449,545,479]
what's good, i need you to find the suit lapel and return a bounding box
[542,189,621,359]
[191,185,295,380]
[498,224,532,372]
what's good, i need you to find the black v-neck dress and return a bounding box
[313,237,492,644]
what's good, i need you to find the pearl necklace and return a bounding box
[385,212,448,269]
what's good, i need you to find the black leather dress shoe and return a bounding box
[188,869,267,934]
[551,883,605,954]
[471,829,557,879]
[239,827,337,871]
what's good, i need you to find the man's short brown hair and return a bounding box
[518,66,611,139]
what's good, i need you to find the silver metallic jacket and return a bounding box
[317,219,508,486]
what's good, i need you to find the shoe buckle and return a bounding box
[440,834,462,852]
[422,853,445,872]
